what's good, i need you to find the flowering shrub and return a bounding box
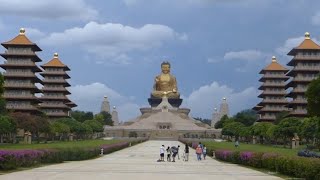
[0,141,136,170]
[215,150,320,179]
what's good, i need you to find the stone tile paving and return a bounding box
[0,140,282,180]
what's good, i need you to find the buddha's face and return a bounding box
[161,64,170,74]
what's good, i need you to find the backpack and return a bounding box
[196,147,202,154]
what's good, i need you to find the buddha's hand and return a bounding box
[155,77,159,82]
[172,89,176,93]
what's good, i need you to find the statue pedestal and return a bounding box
[148,98,182,108]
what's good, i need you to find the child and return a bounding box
[166,146,172,162]
[203,145,207,160]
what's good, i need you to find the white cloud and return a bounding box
[182,81,259,119]
[25,27,46,41]
[276,36,304,55]
[224,50,265,61]
[312,12,320,26]
[40,21,186,64]
[207,57,220,63]
[69,82,140,121]
[0,0,98,21]
[276,35,320,55]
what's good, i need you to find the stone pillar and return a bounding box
[24,132,28,144]
[27,132,32,144]
[69,133,74,141]
[252,136,256,144]
[291,138,296,149]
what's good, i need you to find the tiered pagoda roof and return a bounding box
[0,28,42,114]
[255,56,289,122]
[285,32,320,117]
[39,53,76,118]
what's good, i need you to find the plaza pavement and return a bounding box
[0,140,282,180]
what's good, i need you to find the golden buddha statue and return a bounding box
[151,61,180,99]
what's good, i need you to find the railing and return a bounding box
[260,91,287,94]
[4,50,36,55]
[6,104,37,109]
[261,82,286,86]
[3,61,36,65]
[3,72,35,76]
[294,55,320,60]
[260,107,288,111]
[262,74,288,78]
[293,66,320,70]
[4,83,35,88]
[292,77,316,81]
[261,99,288,103]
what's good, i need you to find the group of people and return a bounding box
[195,142,207,160]
[159,142,207,162]
[159,144,190,162]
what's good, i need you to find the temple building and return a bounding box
[0,28,42,114]
[255,56,289,122]
[39,53,76,118]
[104,61,220,139]
[286,32,320,117]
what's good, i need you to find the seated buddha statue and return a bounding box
[151,61,180,99]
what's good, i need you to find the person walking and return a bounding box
[203,145,207,160]
[177,145,180,160]
[171,146,178,162]
[235,140,239,148]
[166,146,172,162]
[196,145,202,161]
[184,144,189,161]
[160,145,165,162]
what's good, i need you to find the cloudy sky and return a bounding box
[1,0,320,121]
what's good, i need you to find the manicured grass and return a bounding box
[202,141,303,157]
[0,139,122,150]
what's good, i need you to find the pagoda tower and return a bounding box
[256,56,289,122]
[111,106,119,126]
[39,53,76,118]
[220,97,229,117]
[211,107,220,127]
[100,96,110,113]
[286,32,320,117]
[0,28,42,114]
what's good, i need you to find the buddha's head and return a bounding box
[161,61,170,74]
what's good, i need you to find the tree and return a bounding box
[55,118,84,138]
[94,111,113,126]
[214,115,229,129]
[306,75,320,116]
[0,116,14,143]
[83,120,103,133]
[274,111,290,125]
[300,117,319,144]
[50,122,70,140]
[233,109,257,126]
[251,122,274,144]
[70,110,94,122]
[222,121,245,140]
[274,117,302,146]
[0,73,6,115]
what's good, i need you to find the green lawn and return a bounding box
[202,141,304,157]
[0,139,122,150]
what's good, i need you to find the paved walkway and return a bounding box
[1,140,281,180]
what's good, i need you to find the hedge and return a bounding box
[0,141,134,170]
[215,150,320,180]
